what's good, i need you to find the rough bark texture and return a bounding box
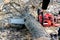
[24,15,51,40]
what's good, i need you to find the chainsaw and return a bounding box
[38,12,60,27]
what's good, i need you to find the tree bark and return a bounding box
[24,15,51,40]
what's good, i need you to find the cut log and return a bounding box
[24,15,51,40]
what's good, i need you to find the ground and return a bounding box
[0,27,32,40]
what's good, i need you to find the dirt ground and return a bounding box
[0,27,32,40]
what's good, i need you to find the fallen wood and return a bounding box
[24,15,51,40]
